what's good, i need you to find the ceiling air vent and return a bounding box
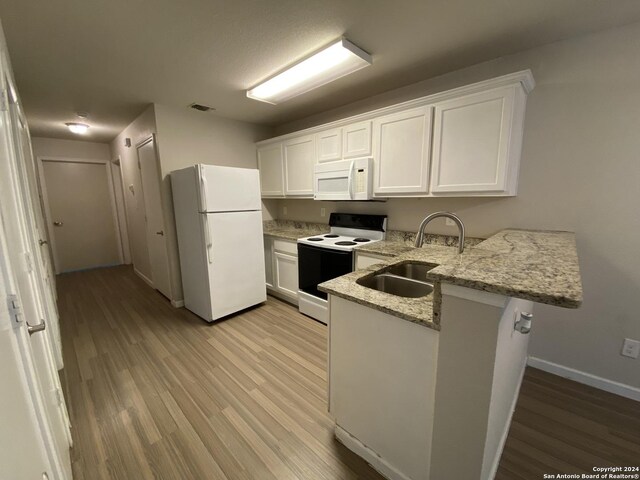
[189,103,215,112]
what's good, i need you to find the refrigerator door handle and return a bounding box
[198,165,208,212]
[202,215,213,263]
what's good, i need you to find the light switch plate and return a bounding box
[445,218,456,227]
[320,207,326,217]
[283,206,288,215]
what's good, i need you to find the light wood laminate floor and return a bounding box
[57,266,640,480]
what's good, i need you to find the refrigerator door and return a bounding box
[205,210,266,320]
[197,164,262,213]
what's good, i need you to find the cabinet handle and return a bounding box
[53,221,63,227]
[156,231,164,236]
[39,239,48,246]
[514,312,533,334]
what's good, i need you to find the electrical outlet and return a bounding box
[621,338,640,359]
[320,207,326,217]
[283,206,288,216]
[445,218,456,227]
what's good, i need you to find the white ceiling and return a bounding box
[2,0,640,143]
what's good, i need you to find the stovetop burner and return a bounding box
[335,241,357,246]
[307,237,324,241]
[324,234,339,238]
[353,238,371,242]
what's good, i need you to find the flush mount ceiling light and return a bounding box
[247,38,372,105]
[65,122,90,134]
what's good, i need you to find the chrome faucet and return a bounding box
[415,212,465,253]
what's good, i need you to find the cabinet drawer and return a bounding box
[273,239,298,255]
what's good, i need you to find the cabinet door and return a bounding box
[373,106,432,195]
[257,143,284,197]
[264,236,274,288]
[274,251,298,298]
[355,252,387,270]
[284,135,315,196]
[430,86,520,195]
[343,121,371,159]
[316,128,343,163]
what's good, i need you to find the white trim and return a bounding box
[257,70,535,146]
[335,425,410,480]
[527,356,640,402]
[134,267,154,288]
[171,299,184,308]
[36,155,125,273]
[485,362,527,480]
[441,283,507,308]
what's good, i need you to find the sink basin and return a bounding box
[357,273,434,298]
[387,262,438,281]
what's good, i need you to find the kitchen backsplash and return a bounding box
[263,219,483,247]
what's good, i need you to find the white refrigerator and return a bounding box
[171,164,266,321]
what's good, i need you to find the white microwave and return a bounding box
[313,158,374,201]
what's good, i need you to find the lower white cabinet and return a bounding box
[355,252,388,270]
[264,236,298,304]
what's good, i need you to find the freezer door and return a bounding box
[205,211,267,320]
[197,164,262,213]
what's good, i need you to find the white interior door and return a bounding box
[39,158,121,273]
[7,92,64,368]
[137,136,172,299]
[0,62,72,479]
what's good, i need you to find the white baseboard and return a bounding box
[133,268,154,288]
[485,361,527,480]
[527,356,640,402]
[171,299,184,308]
[334,425,409,480]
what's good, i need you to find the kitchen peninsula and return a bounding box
[320,228,582,480]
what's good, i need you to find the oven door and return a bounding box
[297,244,353,300]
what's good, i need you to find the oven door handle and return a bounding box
[347,159,355,200]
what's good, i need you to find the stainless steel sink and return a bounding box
[386,262,438,281]
[357,273,434,298]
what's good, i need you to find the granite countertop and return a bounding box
[319,229,583,331]
[262,220,328,241]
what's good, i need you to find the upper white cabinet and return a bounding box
[430,85,526,196]
[257,143,284,197]
[284,134,316,197]
[256,71,534,199]
[316,121,372,163]
[343,121,372,158]
[317,128,343,163]
[373,106,433,196]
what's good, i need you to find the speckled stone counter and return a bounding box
[354,231,484,257]
[262,220,328,241]
[319,229,583,330]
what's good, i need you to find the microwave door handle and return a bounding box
[347,159,355,200]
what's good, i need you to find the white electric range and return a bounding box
[297,213,387,324]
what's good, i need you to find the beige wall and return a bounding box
[110,106,156,282]
[274,22,640,388]
[153,104,272,302]
[31,137,130,264]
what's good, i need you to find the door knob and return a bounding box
[39,239,48,246]
[53,221,63,227]
[156,230,164,236]
[27,319,46,335]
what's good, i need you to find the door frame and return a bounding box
[36,156,125,274]
[135,134,174,300]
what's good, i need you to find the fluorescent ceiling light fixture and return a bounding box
[247,38,372,104]
[65,122,89,134]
